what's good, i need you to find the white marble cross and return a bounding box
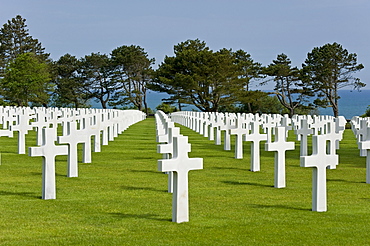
[220,113,234,151]
[90,113,102,153]
[295,119,313,156]
[359,126,370,183]
[158,135,203,223]
[157,126,182,193]
[10,114,33,154]
[265,127,295,188]
[244,121,267,172]
[214,113,224,146]
[0,129,13,138]
[357,119,369,157]
[230,115,249,159]
[300,135,338,212]
[280,115,292,135]
[77,117,97,164]
[207,113,216,141]
[31,111,49,146]
[2,108,17,130]
[262,114,276,143]
[202,113,210,138]
[101,112,111,146]
[29,128,69,200]
[325,120,342,156]
[57,121,90,177]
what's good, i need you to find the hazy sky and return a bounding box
[1,0,369,90]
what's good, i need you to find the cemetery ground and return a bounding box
[0,117,369,245]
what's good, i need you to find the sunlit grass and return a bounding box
[0,118,369,245]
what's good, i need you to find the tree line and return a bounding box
[0,15,365,117]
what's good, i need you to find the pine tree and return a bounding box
[0,15,49,78]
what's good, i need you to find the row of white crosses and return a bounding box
[155,110,203,223]
[0,106,146,200]
[171,111,346,212]
[351,116,370,182]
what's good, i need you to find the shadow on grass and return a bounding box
[122,185,167,193]
[109,212,171,222]
[221,180,273,188]
[0,190,40,199]
[129,169,161,174]
[30,172,65,177]
[212,166,247,171]
[327,178,365,184]
[248,203,311,211]
[134,156,158,160]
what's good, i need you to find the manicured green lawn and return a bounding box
[0,117,369,245]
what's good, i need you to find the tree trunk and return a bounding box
[333,104,339,117]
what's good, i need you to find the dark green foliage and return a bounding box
[0,15,49,78]
[1,52,52,106]
[0,15,52,106]
[155,102,178,114]
[151,39,263,112]
[302,43,365,117]
[110,45,155,114]
[263,53,314,116]
[52,54,91,108]
[80,52,117,109]
[235,91,288,114]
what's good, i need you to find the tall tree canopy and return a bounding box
[52,54,91,108]
[80,53,117,109]
[264,53,313,116]
[151,39,262,112]
[1,52,52,106]
[302,42,365,117]
[0,15,49,77]
[110,45,154,113]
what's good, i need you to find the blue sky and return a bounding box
[1,0,369,90]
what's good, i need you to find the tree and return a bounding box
[361,106,370,117]
[0,15,49,78]
[52,54,91,108]
[1,52,52,106]
[152,39,256,112]
[264,53,313,116]
[302,42,365,117]
[156,102,177,114]
[80,53,117,109]
[234,49,264,112]
[235,90,287,114]
[110,45,154,114]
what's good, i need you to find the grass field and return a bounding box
[0,117,369,245]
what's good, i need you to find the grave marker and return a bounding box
[295,119,313,156]
[244,121,267,172]
[10,114,33,154]
[58,121,90,177]
[157,126,182,193]
[265,127,295,188]
[29,128,68,200]
[158,135,203,223]
[359,126,370,183]
[300,135,338,212]
[230,115,249,159]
